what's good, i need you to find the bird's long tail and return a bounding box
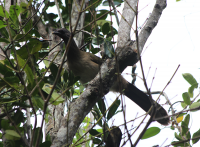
[124,82,169,125]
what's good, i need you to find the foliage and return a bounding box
[171,73,200,146]
[0,0,122,146]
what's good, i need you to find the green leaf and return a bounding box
[96,10,110,20]
[174,132,183,141]
[9,5,21,20]
[181,121,189,136]
[182,92,191,105]
[182,73,198,87]
[16,39,42,59]
[17,55,34,87]
[42,83,65,105]
[50,63,58,79]
[20,2,28,13]
[188,84,198,98]
[91,47,100,54]
[96,20,110,27]
[190,102,200,112]
[103,0,123,6]
[12,110,24,125]
[14,33,32,42]
[32,96,44,110]
[181,102,187,108]
[171,141,186,146]
[92,106,102,126]
[98,99,106,115]
[32,128,42,146]
[0,76,20,89]
[0,20,7,29]
[141,127,160,139]
[103,40,114,58]
[1,119,9,130]
[5,130,21,138]
[0,28,9,38]
[107,99,120,120]
[93,138,101,144]
[102,22,110,35]
[92,36,104,45]
[184,114,190,127]
[89,129,101,137]
[192,129,200,144]
[0,38,9,43]
[0,6,9,18]
[13,102,31,108]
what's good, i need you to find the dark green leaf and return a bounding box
[12,110,24,125]
[5,130,21,139]
[91,47,100,54]
[13,102,31,108]
[182,92,191,105]
[0,28,9,38]
[103,40,114,58]
[98,99,106,115]
[141,127,160,139]
[0,38,9,43]
[96,10,110,20]
[1,119,9,130]
[102,22,110,35]
[50,63,58,79]
[17,55,34,87]
[93,138,102,144]
[181,121,189,136]
[89,129,101,137]
[174,132,183,141]
[192,129,200,144]
[0,76,20,88]
[92,106,102,126]
[63,71,68,82]
[184,114,190,127]
[32,96,44,110]
[16,39,42,59]
[32,128,42,146]
[92,37,104,45]
[39,141,51,147]
[107,99,120,120]
[171,141,185,146]
[103,0,123,6]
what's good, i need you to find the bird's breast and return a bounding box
[67,54,100,84]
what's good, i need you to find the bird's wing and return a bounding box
[89,52,103,66]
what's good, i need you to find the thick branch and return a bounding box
[135,0,167,53]
[117,0,138,47]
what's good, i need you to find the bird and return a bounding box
[52,28,169,125]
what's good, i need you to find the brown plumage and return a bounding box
[53,28,169,125]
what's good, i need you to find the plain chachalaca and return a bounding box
[52,28,169,125]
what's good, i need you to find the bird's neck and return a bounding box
[66,40,81,61]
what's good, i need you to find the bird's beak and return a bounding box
[52,30,60,35]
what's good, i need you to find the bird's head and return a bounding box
[53,28,71,44]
